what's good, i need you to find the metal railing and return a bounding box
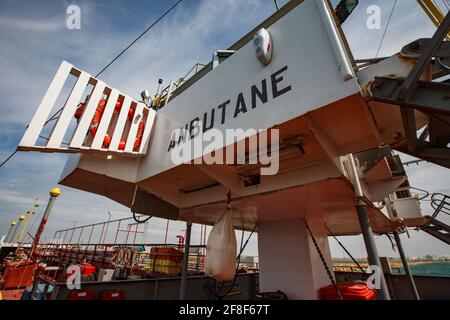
[37,242,207,280]
[51,215,150,245]
[431,192,450,218]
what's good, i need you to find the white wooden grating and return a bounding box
[18,61,156,157]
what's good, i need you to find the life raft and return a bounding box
[75,99,145,150]
[319,282,376,300]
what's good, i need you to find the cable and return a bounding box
[132,211,152,223]
[214,226,257,300]
[0,150,17,168]
[375,0,398,58]
[410,186,430,200]
[306,222,342,300]
[47,0,184,120]
[0,0,184,170]
[385,233,396,251]
[327,227,366,274]
[95,0,183,78]
[443,0,450,11]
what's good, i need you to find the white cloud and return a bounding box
[0,15,63,32]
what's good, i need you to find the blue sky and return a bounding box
[0,0,449,259]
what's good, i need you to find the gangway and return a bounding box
[421,216,450,245]
[419,192,450,245]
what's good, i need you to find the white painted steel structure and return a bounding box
[18,61,156,157]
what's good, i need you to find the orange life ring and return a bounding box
[75,100,144,150]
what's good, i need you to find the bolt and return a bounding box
[408,41,420,51]
[372,79,384,89]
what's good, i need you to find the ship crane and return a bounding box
[13,0,450,300]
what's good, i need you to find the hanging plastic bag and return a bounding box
[204,208,237,281]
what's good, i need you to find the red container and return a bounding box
[81,265,96,276]
[0,260,36,289]
[320,282,376,300]
[67,289,94,300]
[99,290,124,300]
[149,247,183,263]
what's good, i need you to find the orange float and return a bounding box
[75,99,145,150]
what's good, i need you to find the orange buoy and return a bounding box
[114,101,123,113]
[103,135,112,148]
[74,99,144,150]
[134,119,145,149]
[127,106,135,122]
[89,99,107,136]
[118,140,126,151]
[74,103,85,120]
[319,282,376,300]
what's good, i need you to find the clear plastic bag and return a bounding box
[204,209,237,281]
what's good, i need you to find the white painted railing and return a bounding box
[18,61,156,157]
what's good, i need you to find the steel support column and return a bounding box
[393,231,420,300]
[179,221,192,300]
[4,222,16,243]
[30,191,59,258]
[356,204,391,300]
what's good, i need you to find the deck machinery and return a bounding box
[16,0,450,299]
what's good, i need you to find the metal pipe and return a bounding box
[103,212,111,244]
[164,219,169,244]
[18,199,37,242]
[393,231,420,300]
[4,221,17,243]
[179,221,192,300]
[356,204,391,300]
[77,227,84,244]
[99,222,106,244]
[273,0,279,10]
[11,216,25,243]
[347,154,390,299]
[114,220,121,244]
[31,188,61,258]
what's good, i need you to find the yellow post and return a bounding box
[17,198,38,242]
[416,0,450,40]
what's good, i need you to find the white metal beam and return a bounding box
[138,109,157,154]
[70,81,106,149]
[91,89,120,150]
[47,71,90,149]
[125,102,145,153]
[109,95,132,151]
[19,61,73,148]
[196,164,244,194]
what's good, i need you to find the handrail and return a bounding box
[410,186,431,200]
[431,192,450,218]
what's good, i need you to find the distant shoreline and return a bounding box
[332,260,449,272]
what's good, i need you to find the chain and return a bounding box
[305,222,343,300]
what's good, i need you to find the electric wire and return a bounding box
[375,0,398,58]
[214,226,257,300]
[443,0,450,11]
[132,211,152,223]
[327,227,366,274]
[306,222,342,300]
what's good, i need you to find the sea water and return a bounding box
[398,262,450,277]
